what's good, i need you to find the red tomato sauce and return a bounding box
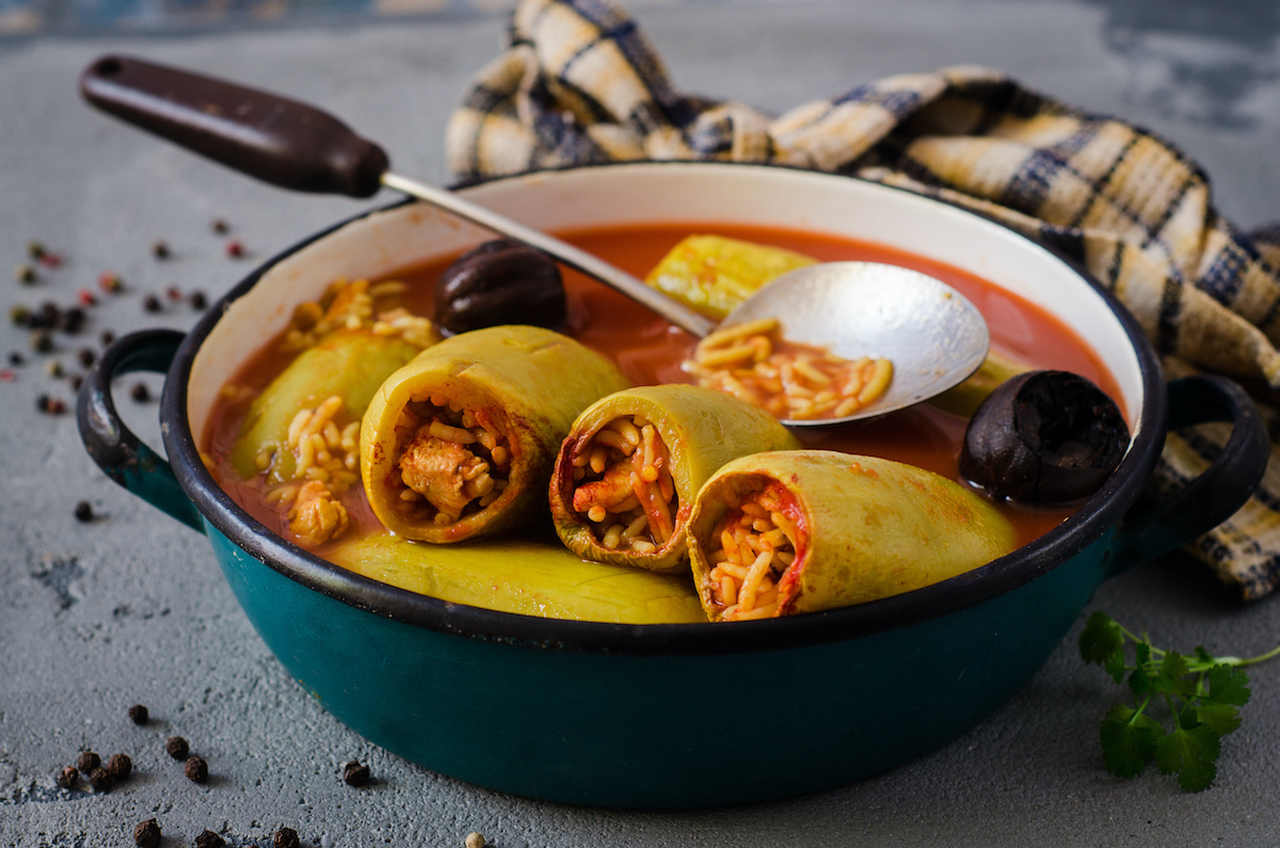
[203,222,1124,551]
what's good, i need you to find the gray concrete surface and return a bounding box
[2,1,1279,846]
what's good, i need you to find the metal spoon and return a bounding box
[80,54,988,425]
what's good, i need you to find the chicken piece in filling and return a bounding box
[570,416,677,554]
[706,482,800,620]
[394,396,510,525]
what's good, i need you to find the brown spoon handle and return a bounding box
[79,54,389,198]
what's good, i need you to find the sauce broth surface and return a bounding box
[204,222,1124,554]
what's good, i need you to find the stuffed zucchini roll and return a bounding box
[327,533,705,624]
[230,328,423,483]
[361,325,629,543]
[549,385,799,572]
[687,451,1017,621]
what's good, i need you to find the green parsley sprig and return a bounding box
[1079,611,1280,791]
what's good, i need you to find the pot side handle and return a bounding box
[76,328,204,533]
[1108,375,1268,574]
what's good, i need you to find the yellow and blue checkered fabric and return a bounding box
[447,0,1280,599]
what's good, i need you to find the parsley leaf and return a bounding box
[1156,725,1220,792]
[1079,612,1280,792]
[1099,704,1161,777]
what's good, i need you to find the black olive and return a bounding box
[959,370,1129,504]
[434,239,566,335]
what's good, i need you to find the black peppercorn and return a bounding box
[8,351,24,366]
[342,760,371,787]
[190,290,208,311]
[130,382,151,403]
[75,751,100,773]
[128,704,149,725]
[46,360,64,378]
[165,735,189,760]
[143,294,162,313]
[73,501,93,523]
[273,827,300,848]
[69,374,83,391]
[27,240,46,260]
[194,829,224,848]
[77,348,95,368]
[36,394,50,413]
[10,304,31,326]
[55,765,78,789]
[106,753,132,781]
[34,301,60,329]
[152,240,171,259]
[61,307,85,334]
[31,331,53,353]
[184,755,208,783]
[134,818,161,848]
[87,766,113,792]
[211,218,229,235]
[16,264,37,284]
[100,330,116,347]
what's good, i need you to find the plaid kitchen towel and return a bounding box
[446,0,1280,599]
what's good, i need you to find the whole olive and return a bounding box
[434,239,567,335]
[959,370,1129,504]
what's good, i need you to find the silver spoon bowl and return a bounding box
[720,262,989,425]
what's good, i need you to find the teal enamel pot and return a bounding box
[77,163,1266,809]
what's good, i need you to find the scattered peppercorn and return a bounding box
[31,331,53,353]
[75,751,100,773]
[100,330,116,346]
[60,307,86,334]
[166,285,182,301]
[16,264,37,285]
[46,360,64,378]
[36,394,51,413]
[27,240,46,260]
[46,397,67,415]
[128,704,149,725]
[55,765,78,789]
[0,369,14,383]
[342,760,371,787]
[273,827,300,848]
[39,252,63,269]
[143,294,162,313]
[226,240,245,258]
[78,289,97,307]
[106,753,132,781]
[98,272,124,294]
[464,832,486,848]
[211,218,229,235]
[10,305,31,326]
[152,240,171,260]
[87,766,113,792]
[194,829,224,848]
[184,755,208,784]
[133,818,161,848]
[31,302,59,329]
[190,290,208,311]
[77,348,95,368]
[69,374,83,391]
[8,351,23,366]
[74,501,93,523]
[165,735,189,760]
[130,382,151,403]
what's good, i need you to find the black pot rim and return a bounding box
[160,160,1166,655]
